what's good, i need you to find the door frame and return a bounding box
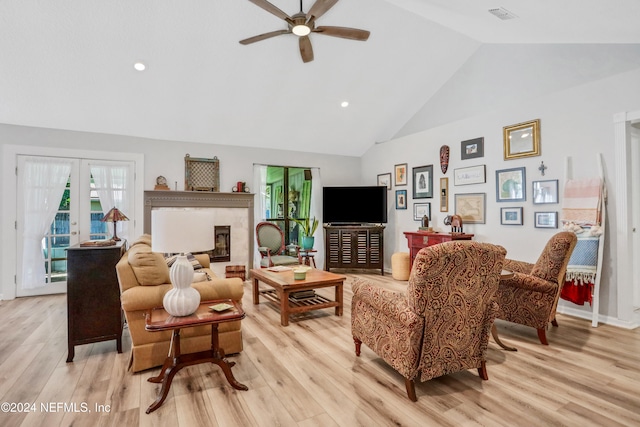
[613,110,640,328]
[2,145,144,300]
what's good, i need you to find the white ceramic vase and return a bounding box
[163,254,200,316]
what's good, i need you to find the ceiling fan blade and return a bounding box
[306,0,339,22]
[299,36,314,63]
[248,0,293,24]
[239,29,290,45]
[313,26,370,41]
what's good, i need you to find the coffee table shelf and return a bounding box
[259,288,337,312]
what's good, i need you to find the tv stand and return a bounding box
[324,224,385,275]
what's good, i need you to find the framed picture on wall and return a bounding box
[496,167,526,202]
[454,165,486,186]
[461,137,484,160]
[454,193,486,224]
[413,203,431,221]
[440,177,449,212]
[501,207,523,225]
[532,179,559,204]
[535,211,558,228]
[396,190,407,209]
[395,163,408,186]
[412,165,433,199]
[377,172,391,190]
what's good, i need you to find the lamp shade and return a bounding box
[101,207,129,223]
[151,209,215,254]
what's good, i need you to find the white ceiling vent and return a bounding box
[488,7,518,20]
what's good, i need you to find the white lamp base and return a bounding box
[163,254,201,316]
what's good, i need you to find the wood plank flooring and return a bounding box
[1,273,639,427]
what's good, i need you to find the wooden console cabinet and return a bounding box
[324,225,385,275]
[403,231,474,270]
[66,241,126,362]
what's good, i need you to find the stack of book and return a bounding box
[289,290,316,300]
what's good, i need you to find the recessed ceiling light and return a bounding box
[341,101,349,108]
[134,62,146,71]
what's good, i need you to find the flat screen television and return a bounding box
[323,186,388,224]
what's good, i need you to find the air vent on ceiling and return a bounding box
[488,7,518,20]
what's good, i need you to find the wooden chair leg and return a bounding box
[477,361,489,380]
[405,378,417,402]
[537,328,549,345]
[551,318,559,327]
[354,337,362,356]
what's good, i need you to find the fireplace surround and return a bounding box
[143,191,254,275]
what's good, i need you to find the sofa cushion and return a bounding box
[128,243,171,286]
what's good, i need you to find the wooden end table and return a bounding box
[144,300,248,414]
[250,267,345,326]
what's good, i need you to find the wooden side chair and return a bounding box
[255,222,300,268]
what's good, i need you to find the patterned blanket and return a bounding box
[561,178,602,225]
[565,233,599,285]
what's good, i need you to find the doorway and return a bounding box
[15,157,135,297]
[1,145,143,301]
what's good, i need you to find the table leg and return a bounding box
[211,324,248,391]
[252,277,260,304]
[491,324,518,351]
[280,290,289,326]
[146,330,182,413]
[335,283,343,316]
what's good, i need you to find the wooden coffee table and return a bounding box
[250,267,346,326]
[144,299,248,413]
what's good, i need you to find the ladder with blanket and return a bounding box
[560,154,606,327]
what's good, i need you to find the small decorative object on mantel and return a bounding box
[233,181,250,192]
[538,161,547,176]
[185,154,220,192]
[154,176,170,190]
[440,145,450,174]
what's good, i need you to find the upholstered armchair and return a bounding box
[494,231,577,345]
[351,241,506,401]
[255,221,300,268]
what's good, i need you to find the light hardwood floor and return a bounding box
[1,273,639,427]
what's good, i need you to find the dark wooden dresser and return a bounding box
[324,224,385,275]
[66,240,126,362]
[403,231,474,270]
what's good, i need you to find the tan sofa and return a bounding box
[116,234,244,373]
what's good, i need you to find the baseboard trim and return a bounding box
[556,305,640,329]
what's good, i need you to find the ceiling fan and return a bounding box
[239,0,370,63]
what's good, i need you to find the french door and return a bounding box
[15,156,133,297]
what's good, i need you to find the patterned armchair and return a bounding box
[351,241,506,401]
[255,221,300,268]
[494,231,577,345]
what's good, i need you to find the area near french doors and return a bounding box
[1,145,144,301]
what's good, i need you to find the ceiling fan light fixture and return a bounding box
[292,24,311,36]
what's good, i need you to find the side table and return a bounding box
[298,249,317,268]
[144,299,248,413]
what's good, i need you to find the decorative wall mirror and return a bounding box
[503,119,541,160]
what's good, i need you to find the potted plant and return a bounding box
[292,216,319,250]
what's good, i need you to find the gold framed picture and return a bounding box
[440,177,448,212]
[503,119,540,160]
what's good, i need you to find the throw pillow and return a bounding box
[164,252,203,270]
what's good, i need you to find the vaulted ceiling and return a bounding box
[2,0,640,156]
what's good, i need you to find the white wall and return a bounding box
[361,66,640,323]
[0,125,362,300]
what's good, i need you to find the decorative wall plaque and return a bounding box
[184,154,220,192]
